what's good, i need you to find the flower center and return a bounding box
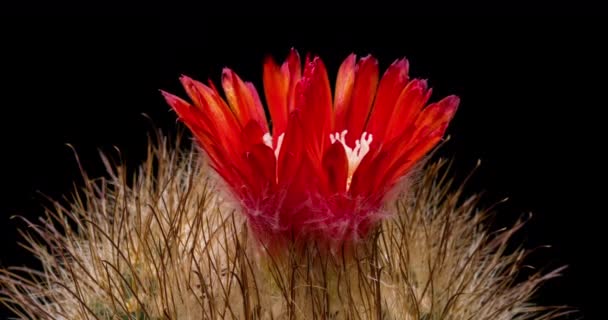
[263,130,372,190]
[330,130,373,189]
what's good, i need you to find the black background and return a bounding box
[1,15,602,318]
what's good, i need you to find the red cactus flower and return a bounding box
[162,49,459,246]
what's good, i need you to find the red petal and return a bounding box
[385,79,432,143]
[372,128,443,193]
[263,55,288,135]
[162,91,219,154]
[162,90,244,190]
[284,48,302,114]
[222,68,268,132]
[322,142,349,194]
[245,81,269,132]
[241,120,265,148]
[350,95,459,197]
[296,57,334,162]
[179,75,241,132]
[161,91,201,127]
[334,53,357,129]
[350,139,414,202]
[365,58,409,142]
[342,55,379,145]
[263,49,301,145]
[244,143,277,195]
[276,111,318,229]
[177,75,206,108]
[369,95,460,192]
[347,146,381,198]
[277,111,305,185]
[413,95,460,137]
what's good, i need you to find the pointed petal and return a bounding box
[284,48,302,114]
[245,81,269,132]
[322,142,349,194]
[366,95,460,193]
[177,75,207,108]
[263,55,288,136]
[296,56,334,162]
[350,96,459,197]
[343,55,379,145]
[162,90,244,189]
[334,53,357,129]
[222,68,268,131]
[390,95,459,166]
[161,90,203,128]
[372,128,443,194]
[413,95,460,137]
[365,58,409,141]
[162,91,219,154]
[263,49,301,144]
[179,75,241,134]
[385,79,432,142]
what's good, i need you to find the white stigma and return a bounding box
[330,130,373,189]
[263,132,285,159]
